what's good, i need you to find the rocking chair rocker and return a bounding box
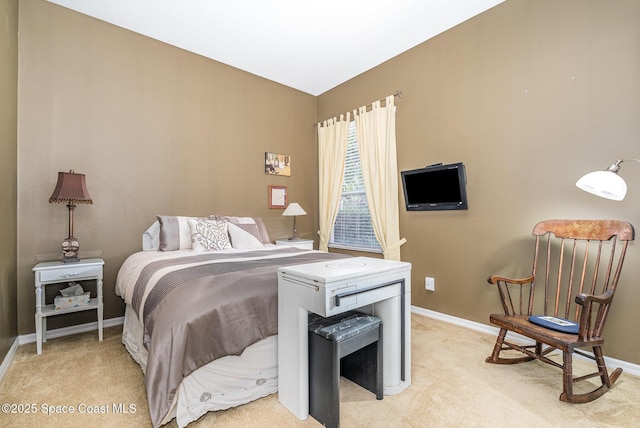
[486,219,634,403]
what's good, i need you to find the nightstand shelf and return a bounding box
[39,298,100,317]
[33,258,104,355]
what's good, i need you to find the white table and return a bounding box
[277,256,411,420]
[275,239,314,250]
[32,258,104,355]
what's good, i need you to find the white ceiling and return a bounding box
[48,0,504,96]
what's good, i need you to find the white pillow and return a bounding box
[188,218,232,252]
[142,220,160,251]
[228,222,264,249]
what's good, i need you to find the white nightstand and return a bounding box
[275,239,314,250]
[32,258,104,355]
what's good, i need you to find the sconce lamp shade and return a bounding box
[576,159,640,201]
[49,170,93,262]
[576,170,627,201]
[282,202,307,240]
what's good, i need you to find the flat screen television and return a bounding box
[401,162,468,211]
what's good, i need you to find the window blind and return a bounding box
[330,122,381,252]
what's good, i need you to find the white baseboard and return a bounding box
[4,310,638,383]
[411,306,640,377]
[17,316,124,345]
[0,338,20,383]
[0,316,125,383]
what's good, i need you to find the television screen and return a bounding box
[401,162,468,211]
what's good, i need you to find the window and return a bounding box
[329,122,382,252]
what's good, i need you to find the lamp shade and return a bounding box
[576,170,627,201]
[49,170,93,204]
[282,202,307,217]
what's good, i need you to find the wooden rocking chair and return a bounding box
[486,219,634,403]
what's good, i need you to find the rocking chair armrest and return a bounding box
[575,289,614,307]
[575,290,615,340]
[487,274,535,285]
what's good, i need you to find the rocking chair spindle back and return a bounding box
[485,219,634,403]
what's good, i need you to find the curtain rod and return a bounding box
[315,90,403,127]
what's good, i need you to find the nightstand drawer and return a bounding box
[275,239,314,250]
[38,265,101,282]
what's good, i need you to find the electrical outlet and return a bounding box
[425,276,435,291]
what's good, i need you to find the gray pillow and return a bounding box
[157,215,200,251]
[215,216,271,244]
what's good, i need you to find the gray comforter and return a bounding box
[124,247,347,427]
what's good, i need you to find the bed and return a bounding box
[115,215,347,427]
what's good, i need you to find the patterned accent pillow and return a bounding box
[157,215,200,251]
[188,218,231,252]
[228,223,264,249]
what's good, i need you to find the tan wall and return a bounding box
[14,0,640,366]
[16,1,318,334]
[318,0,640,364]
[0,0,18,361]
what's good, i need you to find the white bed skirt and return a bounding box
[122,305,278,427]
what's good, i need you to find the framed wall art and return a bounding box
[268,185,287,209]
[265,152,291,176]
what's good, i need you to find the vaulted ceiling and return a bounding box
[48,0,505,96]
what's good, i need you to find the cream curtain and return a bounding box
[317,113,350,252]
[354,95,406,260]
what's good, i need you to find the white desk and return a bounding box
[277,256,411,420]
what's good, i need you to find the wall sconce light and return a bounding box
[576,159,640,201]
[282,202,307,240]
[49,170,93,262]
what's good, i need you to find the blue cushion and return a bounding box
[528,315,579,334]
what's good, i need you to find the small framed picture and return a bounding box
[268,185,287,209]
[265,152,291,176]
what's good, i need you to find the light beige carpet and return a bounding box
[1,314,639,427]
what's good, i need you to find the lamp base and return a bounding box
[62,236,80,263]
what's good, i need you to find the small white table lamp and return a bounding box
[282,202,307,240]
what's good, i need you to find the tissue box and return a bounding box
[54,292,91,310]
